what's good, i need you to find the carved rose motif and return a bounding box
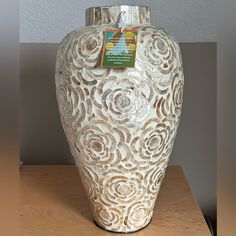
[100,170,146,205]
[70,28,103,69]
[76,124,116,165]
[145,165,166,197]
[79,165,99,202]
[172,69,184,117]
[131,118,174,166]
[91,77,152,127]
[125,200,153,229]
[94,204,123,231]
[57,84,86,125]
[139,27,178,75]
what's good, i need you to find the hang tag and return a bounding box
[100,29,137,68]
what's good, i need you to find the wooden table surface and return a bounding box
[20,165,211,236]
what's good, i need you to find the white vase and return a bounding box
[55,5,184,233]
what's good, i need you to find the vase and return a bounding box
[55,5,184,233]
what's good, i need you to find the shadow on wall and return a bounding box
[20,44,74,164]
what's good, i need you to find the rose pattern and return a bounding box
[100,170,146,205]
[145,162,167,197]
[91,77,153,127]
[69,28,103,69]
[138,26,178,74]
[57,84,85,125]
[76,123,118,166]
[125,200,153,229]
[155,93,172,119]
[78,165,99,203]
[137,26,183,96]
[172,68,184,120]
[55,16,184,233]
[93,203,123,231]
[131,118,175,167]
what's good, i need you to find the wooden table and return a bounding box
[20,165,211,236]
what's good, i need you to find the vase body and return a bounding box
[55,5,184,233]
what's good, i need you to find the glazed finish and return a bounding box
[86,5,151,26]
[55,5,184,233]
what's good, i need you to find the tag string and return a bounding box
[116,11,128,33]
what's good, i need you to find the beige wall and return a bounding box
[20,43,216,217]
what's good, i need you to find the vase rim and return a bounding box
[86,5,151,26]
[86,5,150,10]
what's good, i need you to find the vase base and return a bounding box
[93,218,152,234]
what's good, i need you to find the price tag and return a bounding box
[100,29,137,68]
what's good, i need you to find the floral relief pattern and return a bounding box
[100,170,146,206]
[138,26,178,74]
[55,15,184,233]
[76,123,119,166]
[70,27,103,69]
[125,200,153,229]
[57,84,86,125]
[91,76,152,127]
[93,204,123,231]
[131,118,175,167]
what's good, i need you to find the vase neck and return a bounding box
[86,5,151,26]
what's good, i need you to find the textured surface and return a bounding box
[20,0,216,43]
[20,42,216,218]
[86,5,151,26]
[20,165,211,236]
[55,6,183,232]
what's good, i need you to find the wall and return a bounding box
[20,0,216,43]
[20,1,217,218]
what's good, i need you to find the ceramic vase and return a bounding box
[55,5,184,233]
